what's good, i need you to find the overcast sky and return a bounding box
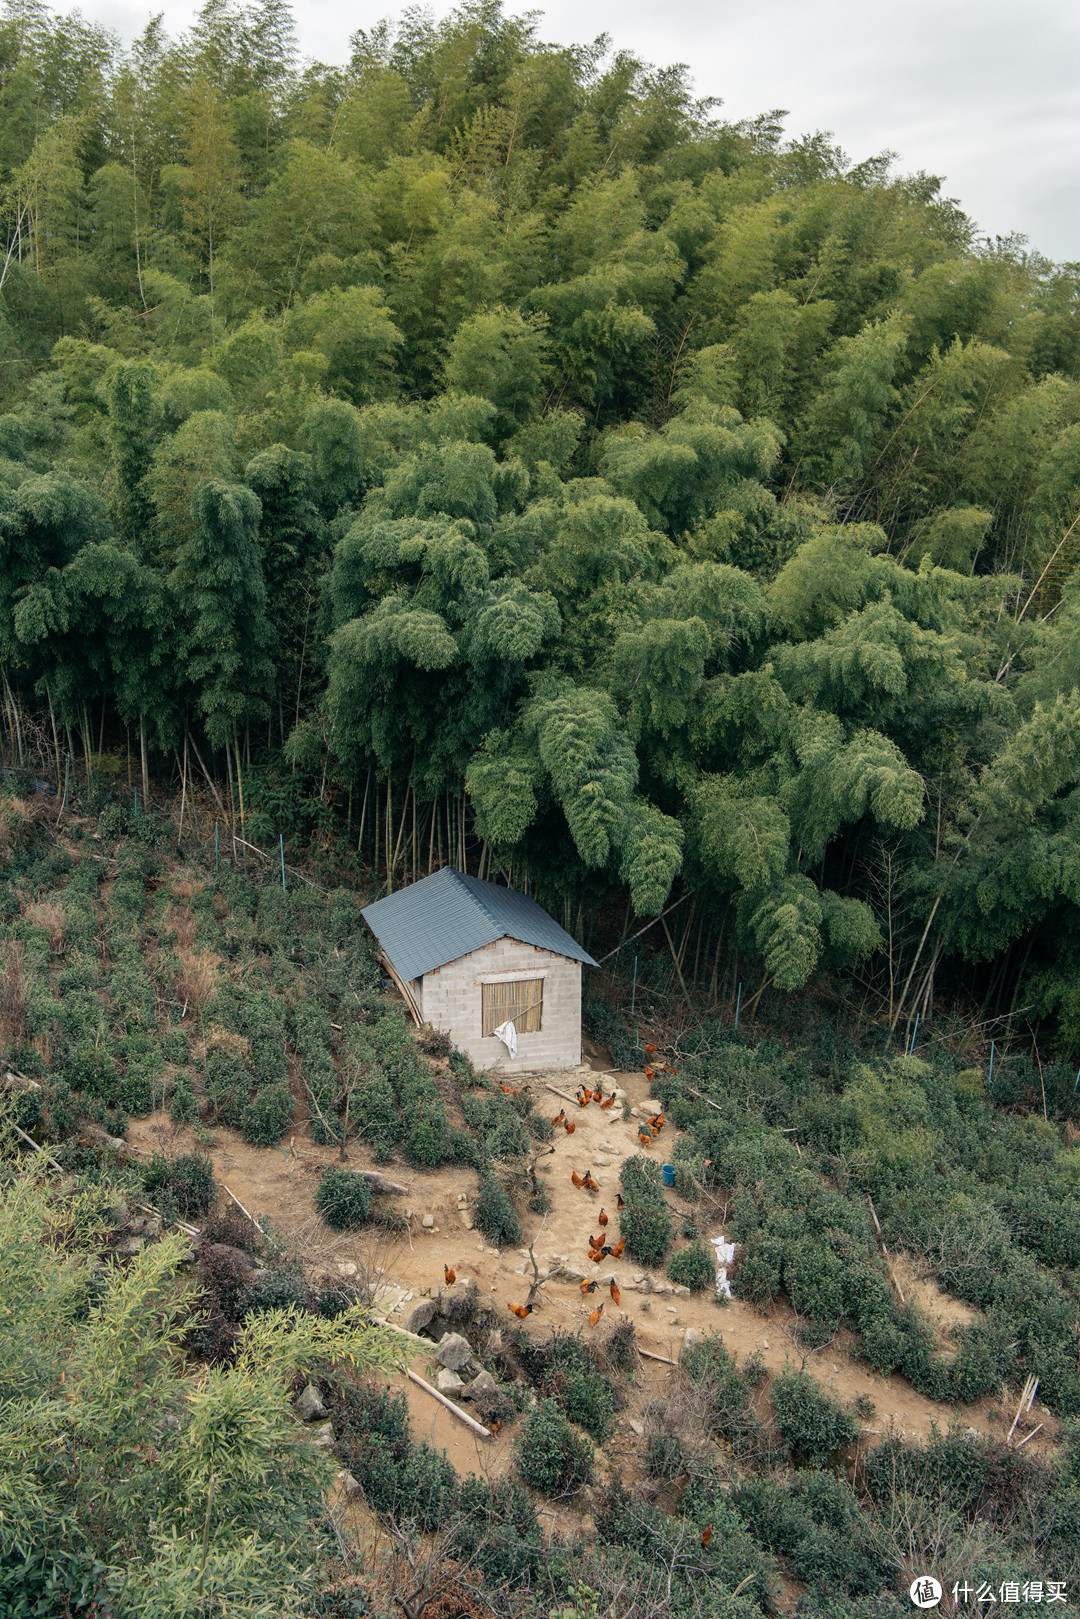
[97,0,1080,263]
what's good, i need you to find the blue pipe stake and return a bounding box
[63,752,69,811]
[280,832,287,893]
[1072,1067,1080,1096]
[734,982,742,1031]
[988,1040,995,1092]
[908,1012,919,1055]
[631,955,638,1017]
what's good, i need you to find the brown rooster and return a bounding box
[507,1301,533,1319]
[638,1131,653,1148]
[444,1265,456,1285]
[588,1303,604,1327]
[583,1173,599,1192]
[564,1119,576,1134]
[611,1237,626,1258]
[616,1193,625,1209]
[701,1525,712,1548]
[580,1278,598,1295]
[600,1092,616,1109]
[609,1278,620,1306]
[551,1109,565,1126]
[571,1170,585,1188]
[598,1208,608,1227]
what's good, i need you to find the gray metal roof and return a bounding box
[361,867,597,984]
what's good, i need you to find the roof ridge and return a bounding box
[453,869,513,937]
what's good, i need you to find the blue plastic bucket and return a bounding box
[661,1164,676,1187]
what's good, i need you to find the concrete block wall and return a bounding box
[420,937,582,1074]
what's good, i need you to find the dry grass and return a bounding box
[165,906,197,950]
[170,878,200,901]
[174,947,220,1018]
[189,1024,250,1064]
[22,900,65,953]
[0,939,29,1045]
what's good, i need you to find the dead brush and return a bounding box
[174,948,219,1019]
[169,878,199,901]
[0,940,29,1045]
[164,906,196,950]
[189,1024,250,1064]
[21,900,65,954]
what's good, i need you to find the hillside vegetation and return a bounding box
[5,1,1080,1613]
[2,0,1080,1046]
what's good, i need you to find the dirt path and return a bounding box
[129,1058,1060,1476]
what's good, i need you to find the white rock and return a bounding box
[335,1260,358,1278]
[436,1368,466,1395]
[336,1470,362,1497]
[673,1284,691,1298]
[627,1418,644,1436]
[666,1306,677,1314]
[762,1339,770,1350]
[422,1214,435,1230]
[684,1327,703,1347]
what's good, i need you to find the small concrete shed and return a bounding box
[361,868,597,1074]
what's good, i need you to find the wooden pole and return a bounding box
[406,1368,492,1439]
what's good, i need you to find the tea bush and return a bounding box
[770,1370,858,1463]
[241,1082,294,1146]
[474,1174,521,1246]
[667,1239,716,1291]
[315,1166,372,1230]
[514,1399,593,1494]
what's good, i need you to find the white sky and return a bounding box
[97,0,1080,263]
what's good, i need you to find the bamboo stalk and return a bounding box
[1015,1423,1043,1449]
[406,1368,492,1439]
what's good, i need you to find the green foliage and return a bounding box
[0,1166,397,1616]
[315,1167,373,1230]
[667,1239,716,1291]
[473,1174,521,1247]
[513,1399,593,1494]
[618,1154,673,1266]
[770,1370,859,1462]
[240,1082,294,1146]
[142,1151,215,1218]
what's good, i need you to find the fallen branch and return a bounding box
[11,1119,65,1173]
[546,1083,585,1106]
[373,1318,430,1346]
[406,1368,492,1439]
[357,1170,411,1196]
[136,1202,200,1239]
[638,1347,677,1366]
[224,1184,266,1237]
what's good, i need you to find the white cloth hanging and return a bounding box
[493,1019,518,1059]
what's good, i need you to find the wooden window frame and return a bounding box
[482,977,543,1036]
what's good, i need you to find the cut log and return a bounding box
[357,1170,411,1196]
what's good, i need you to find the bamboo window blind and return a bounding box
[482,979,543,1036]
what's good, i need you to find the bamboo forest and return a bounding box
[5,1,1080,1615]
